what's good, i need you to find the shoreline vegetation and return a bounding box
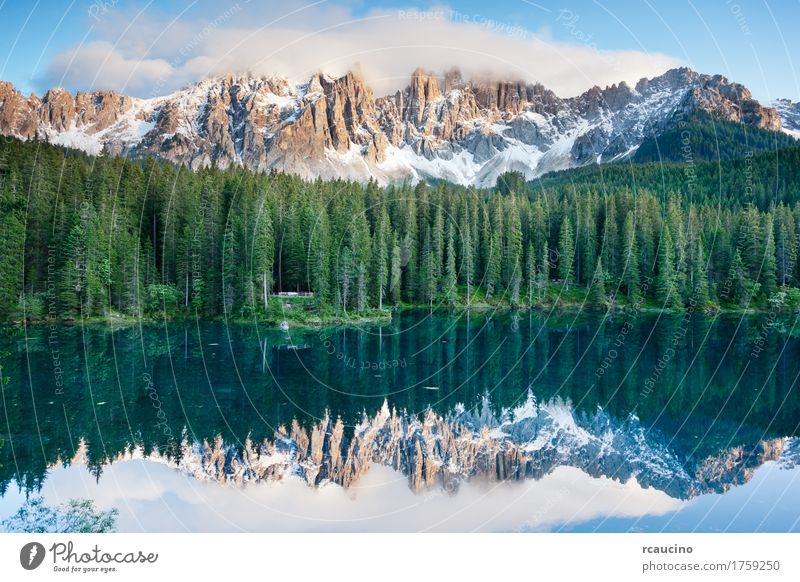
[3,137,800,330]
[8,282,795,331]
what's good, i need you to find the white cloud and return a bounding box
[37,2,683,98]
[43,41,174,96]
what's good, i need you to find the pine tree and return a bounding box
[600,199,617,283]
[485,204,502,299]
[579,197,597,286]
[589,256,607,308]
[0,179,24,319]
[509,259,521,306]
[621,211,641,302]
[222,220,238,315]
[389,236,402,305]
[692,237,710,306]
[371,209,390,309]
[419,231,437,307]
[538,240,550,302]
[557,216,575,288]
[356,262,367,312]
[400,195,417,302]
[740,206,762,278]
[253,196,274,311]
[656,224,681,308]
[432,205,444,287]
[667,198,687,301]
[504,197,523,287]
[761,216,778,298]
[459,202,473,307]
[309,210,330,308]
[338,247,354,312]
[85,209,111,315]
[728,249,750,307]
[526,242,536,308]
[444,221,457,304]
[776,207,796,286]
[60,221,87,316]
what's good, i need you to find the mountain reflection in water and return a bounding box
[2,310,799,507]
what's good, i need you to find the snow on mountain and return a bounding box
[0,67,785,187]
[773,98,800,139]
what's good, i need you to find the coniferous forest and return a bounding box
[3,136,800,324]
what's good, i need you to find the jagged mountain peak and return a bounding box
[0,66,792,186]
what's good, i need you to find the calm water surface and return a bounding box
[1,310,799,531]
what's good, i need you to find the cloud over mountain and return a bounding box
[37,2,682,98]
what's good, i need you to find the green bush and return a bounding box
[16,293,45,320]
[144,284,180,314]
[781,288,800,311]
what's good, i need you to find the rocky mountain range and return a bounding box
[0,67,795,187]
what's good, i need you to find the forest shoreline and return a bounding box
[5,139,800,330]
[5,294,791,331]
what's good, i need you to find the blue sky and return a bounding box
[1,0,798,101]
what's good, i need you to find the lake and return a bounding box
[1,309,799,531]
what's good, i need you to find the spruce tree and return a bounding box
[538,240,550,302]
[253,197,274,310]
[371,209,389,309]
[419,231,437,307]
[444,221,457,304]
[485,217,502,300]
[338,247,354,312]
[667,198,687,301]
[740,207,762,278]
[222,221,238,315]
[459,202,473,306]
[60,221,87,317]
[356,262,367,312]
[557,216,575,288]
[601,200,617,283]
[579,197,597,286]
[0,180,24,319]
[504,197,523,287]
[656,224,681,308]
[309,210,330,308]
[589,256,607,308]
[692,237,710,306]
[509,259,521,306]
[390,237,402,305]
[728,249,750,307]
[432,205,444,287]
[526,241,536,308]
[761,217,778,298]
[621,211,641,302]
[776,207,796,286]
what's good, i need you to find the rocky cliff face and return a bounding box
[0,81,141,152]
[0,67,790,186]
[83,396,789,500]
